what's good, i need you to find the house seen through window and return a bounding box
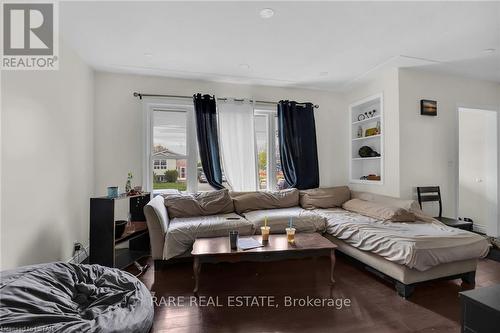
[152,110,188,192]
[254,110,285,190]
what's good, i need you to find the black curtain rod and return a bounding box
[132,92,319,108]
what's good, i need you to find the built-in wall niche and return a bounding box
[349,93,384,184]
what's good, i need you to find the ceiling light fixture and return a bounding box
[144,53,153,58]
[319,71,329,76]
[239,63,250,70]
[259,8,274,19]
[483,48,496,53]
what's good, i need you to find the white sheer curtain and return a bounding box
[218,99,258,191]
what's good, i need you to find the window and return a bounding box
[255,115,268,190]
[254,109,282,190]
[144,100,198,194]
[152,110,188,192]
[196,156,229,191]
[153,159,169,170]
[144,99,282,194]
[179,167,186,179]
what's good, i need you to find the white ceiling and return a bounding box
[61,1,500,91]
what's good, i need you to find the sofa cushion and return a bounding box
[299,186,351,209]
[243,207,326,234]
[163,189,234,219]
[232,189,299,214]
[163,213,254,259]
[342,198,416,222]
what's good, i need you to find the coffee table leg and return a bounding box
[330,249,336,284]
[193,257,201,294]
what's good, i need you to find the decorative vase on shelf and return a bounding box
[376,121,381,134]
[357,126,363,138]
[125,172,133,193]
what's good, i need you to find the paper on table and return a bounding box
[237,237,264,250]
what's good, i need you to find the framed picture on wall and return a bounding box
[420,99,437,116]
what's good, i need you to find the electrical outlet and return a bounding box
[73,242,82,256]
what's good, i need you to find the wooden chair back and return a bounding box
[416,186,442,218]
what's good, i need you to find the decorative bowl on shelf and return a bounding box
[358,146,380,158]
[367,174,381,181]
[115,220,128,239]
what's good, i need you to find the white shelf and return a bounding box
[351,115,381,125]
[352,134,381,141]
[349,93,384,185]
[350,179,383,185]
[352,157,381,161]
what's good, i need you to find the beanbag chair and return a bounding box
[0,262,153,333]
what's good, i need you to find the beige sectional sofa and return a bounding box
[144,186,489,298]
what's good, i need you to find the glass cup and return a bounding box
[260,226,270,243]
[285,227,296,244]
[107,186,119,198]
[229,231,239,250]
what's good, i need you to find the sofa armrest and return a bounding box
[144,195,169,260]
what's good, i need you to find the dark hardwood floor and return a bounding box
[129,256,500,333]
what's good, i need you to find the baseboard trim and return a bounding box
[473,224,487,234]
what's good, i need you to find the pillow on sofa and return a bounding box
[299,186,351,209]
[164,189,234,219]
[232,188,299,214]
[351,191,416,210]
[342,198,416,222]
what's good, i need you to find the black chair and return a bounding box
[416,186,473,231]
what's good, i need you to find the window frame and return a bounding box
[143,98,198,193]
[179,166,187,179]
[254,107,278,191]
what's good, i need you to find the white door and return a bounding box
[458,107,498,236]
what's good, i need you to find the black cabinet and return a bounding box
[90,193,151,271]
[460,285,500,333]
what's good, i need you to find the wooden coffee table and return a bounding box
[191,233,337,293]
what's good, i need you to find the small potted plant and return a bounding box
[125,172,133,194]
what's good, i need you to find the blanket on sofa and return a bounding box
[315,208,490,271]
[164,213,255,259]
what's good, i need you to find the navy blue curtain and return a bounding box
[193,94,224,190]
[278,101,319,190]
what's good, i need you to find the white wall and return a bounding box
[4,44,499,270]
[458,108,497,234]
[398,69,500,234]
[94,72,347,196]
[1,43,94,270]
[345,68,400,197]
